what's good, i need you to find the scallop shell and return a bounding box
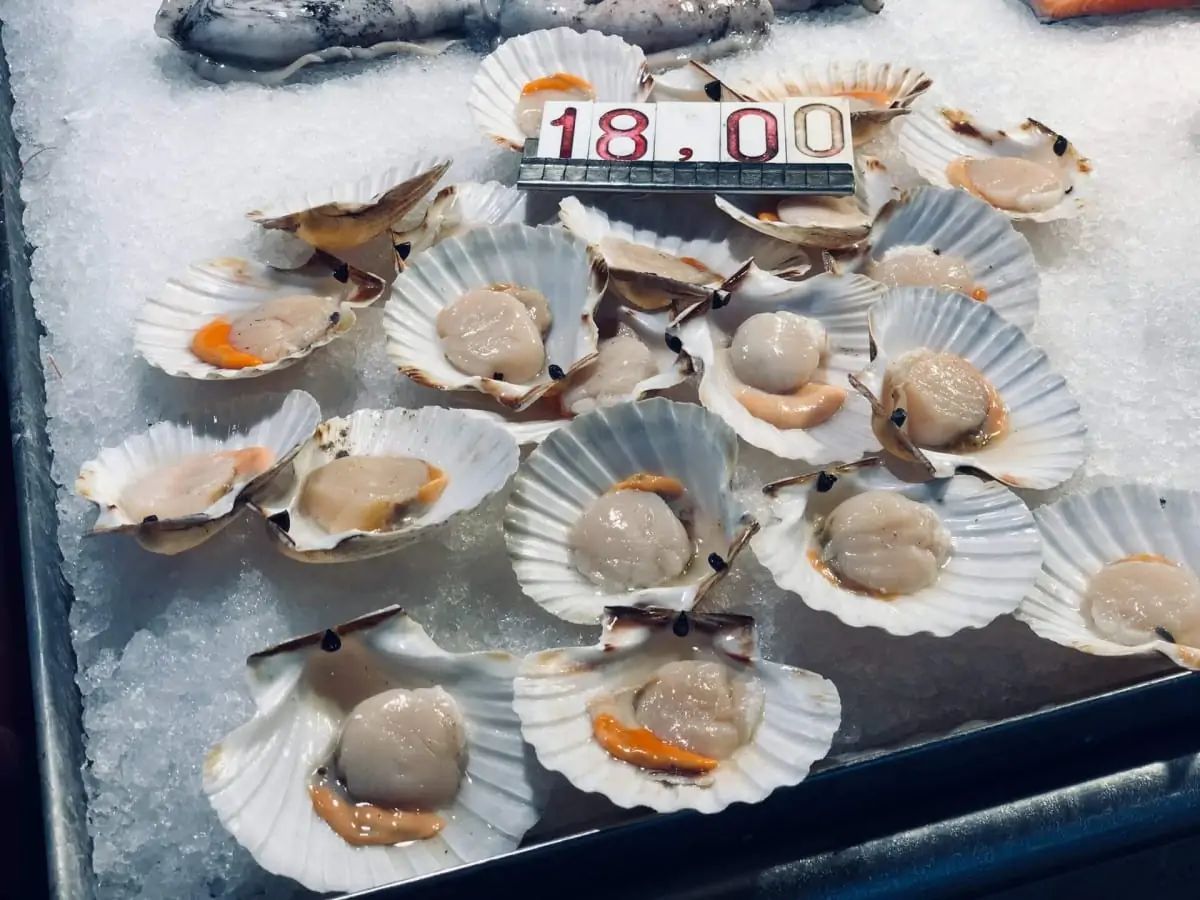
[512,606,842,814]
[558,194,812,308]
[134,256,381,381]
[75,390,320,554]
[676,267,885,463]
[1015,485,1200,671]
[753,461,1042,637]
[714,156,898,250]
[647,61,741,103]
[383,223,606,411]
[729,61,933,144]
[468,28,653,150]
[832,186,1040,331]
[251,407,520,563]
[855,287,1087,490]
[504,398,756,625]
[390,181,531,262]
[898,107,1092,223]
[204,606,545,894]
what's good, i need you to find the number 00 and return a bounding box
[793,103,846,159]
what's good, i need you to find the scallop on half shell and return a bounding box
[831,186,1040,332]
[250,406,520,563]
[753,460,1042,637]
[203,606,546,894]
[390,181,531,264]
[853,287,1087,490]
[729,61,933,145]
[75,390,320,554]
[134,256,383,381]
[383,223,606,411]
[676,266,885,464]
[714,155,899,251]
[898,107,1093,223]
[512,606,842,814]
[558,194,812,312]
[504,398,756,625]
[1016,485,1200,671]
[469,28,653,150]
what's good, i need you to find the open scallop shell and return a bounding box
[75,390,320,554]
[559,194,812,311]
[512,606,842,814]
[730,61,933,144]
[648,61,743,103]
[753,461,1042,636]
[383,223,606,411]
[831,186,1040,332]
[1015,485,1200,671]
[504,398,756,625]
[714,156,898,250]
[247,158,452,282]
[855,287,1087,490]
[676,267,885,464]
[204,606,545,894]
[390,181,530,263]
[469,28,653,150]
[134,256,382,381]
[251,407,520,563]
[898,107,1093,223]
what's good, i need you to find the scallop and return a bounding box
[504,398,756,625]
[853,287,1086,490]
[729,60,933,144]
[558,194,812,312]
[383,223,606,411]
[75,390,320,554]
[675,265,884,463]
[899,107,1093,222]
[832,186,1040,331]
[714,156,899,250]
[1016,485,1200,671]
[389,181,531,263]
[753,461,1042,636]
[512,607,842,814]
[204,607,545,894]
[251,406,519,563]
[468,29,653,150]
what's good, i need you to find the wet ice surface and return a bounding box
[3,0,1198,895]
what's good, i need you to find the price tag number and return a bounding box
[534,99,853,168]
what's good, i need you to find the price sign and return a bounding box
[518,98,855,196]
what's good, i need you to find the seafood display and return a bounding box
[1020,0,1199,20]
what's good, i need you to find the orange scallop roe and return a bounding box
[756,211,783,223]
[972,286,989,302]
[592,712,719,775]
[835,88,894,107]
[191,319,265,369]
[521,73,594,96]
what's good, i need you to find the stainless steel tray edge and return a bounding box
[0,26,96,900]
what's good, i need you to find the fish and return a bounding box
[1022,0,1198,20]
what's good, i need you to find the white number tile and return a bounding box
[783,97,855,166]
[718,102,786,165]
[652,102,722,164]
[586,102,657,163]
[535,100,594,160]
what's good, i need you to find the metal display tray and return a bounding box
[6,39,1200,900]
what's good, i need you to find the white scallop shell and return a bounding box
[729,61,933,143]
[390,181,531,262]
[648,61,738,103]
[204,606,545,894]
[832,186,1040,332]
[753,462,1042,637]
[714,156,899,250]
[468,28,653,150]
[1015,485,1200,671]
[558,193,812,298]
[512,607,842,814]
[74,390,321,554]
[134,256,382,381]
[251,407,520,562]
[898,107,1092,223]
[856,287,1087,490]
[676,268,885,464]
[383,223,607,411]
[504,398,755,625]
